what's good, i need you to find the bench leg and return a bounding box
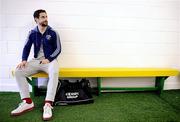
[32,77,40,96]
[26,77,38,96]
[155,76,168,96]
[97,77,102,96]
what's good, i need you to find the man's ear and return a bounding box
[34,18,38,23]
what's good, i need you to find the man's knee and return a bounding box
[14,69,25,77]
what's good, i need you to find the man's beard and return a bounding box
[41,21,48,27]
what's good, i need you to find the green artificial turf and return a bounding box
[0,90,180,122]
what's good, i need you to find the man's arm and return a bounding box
[47,31,61,62]
[16,31,33,69]
[22,31,33,61]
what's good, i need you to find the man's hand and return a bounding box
[16,61,27,69]
[40,59,50,64]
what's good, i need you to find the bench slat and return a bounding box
[31,68,179,77]
[11,68,178,96]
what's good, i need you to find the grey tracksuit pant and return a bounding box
[15,58,59,101]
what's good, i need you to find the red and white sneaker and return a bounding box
[43,103,53,121]
[11,100,34,116]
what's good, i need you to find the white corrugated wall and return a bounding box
[0,0,180,91]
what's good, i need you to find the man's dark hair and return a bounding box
[33,9,46,19]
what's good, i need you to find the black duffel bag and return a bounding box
[54,78,94,105]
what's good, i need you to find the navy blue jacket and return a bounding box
[22,26,61,62]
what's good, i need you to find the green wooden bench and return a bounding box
[12,68,179,96]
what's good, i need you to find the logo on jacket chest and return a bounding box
[46,34,52,40]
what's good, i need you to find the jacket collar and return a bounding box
[33,25,51,33]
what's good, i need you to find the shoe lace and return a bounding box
[44,104,53,114]
[19,100,26,106]
[17,100,26,109]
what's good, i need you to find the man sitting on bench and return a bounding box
[11,9,61,121]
